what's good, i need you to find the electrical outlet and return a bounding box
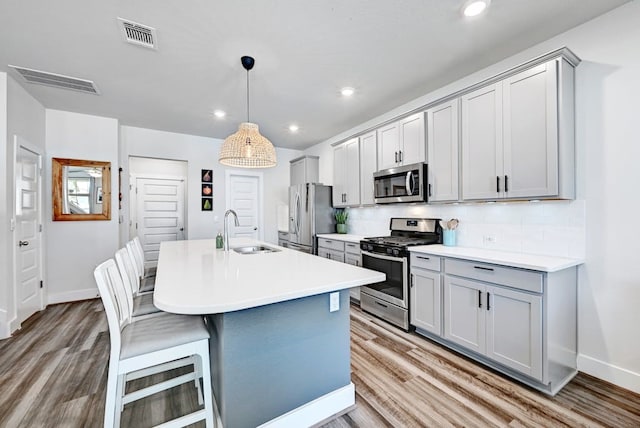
[483,235,497,245]
[329,292,340,312]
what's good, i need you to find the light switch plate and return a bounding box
[329,292,340,312]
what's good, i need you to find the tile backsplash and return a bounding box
[345,200,585,259]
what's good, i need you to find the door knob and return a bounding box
[19,240,29,247]
[253,227,258,231]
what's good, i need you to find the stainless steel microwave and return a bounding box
[373,162,428,204]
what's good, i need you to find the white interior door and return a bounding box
[14,137,43,324]
[135,177,185,270]
[226,172,262,240]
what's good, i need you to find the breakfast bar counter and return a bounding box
[154,238,384,428]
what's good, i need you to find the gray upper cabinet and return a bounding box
[377,113,425,170]
[333,138,360,207]
[290,155,319,185]
[426,99,460,202]
[461,57,575,201]
[461,82,504,201]
[359,131,377,206]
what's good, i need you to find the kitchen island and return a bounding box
[154,238,385,428]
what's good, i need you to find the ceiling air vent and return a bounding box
[8,65,100,95]
[118,18,158,50]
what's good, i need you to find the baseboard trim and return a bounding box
[47,288,99,305]
[578,354,640,394]
[0,309,10,339]
[257,383,355,428]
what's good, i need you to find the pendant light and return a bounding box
[219,56,277,168]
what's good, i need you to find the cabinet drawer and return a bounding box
[318,238,345,252]
[345,242,360,255]
[318,247,345,262]
[445,259,543,293]
[410,253,442,272]
[345,253,362,267]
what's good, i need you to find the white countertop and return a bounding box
[154,238,384,314]
[316,233,367,244]
[409,245,584,272]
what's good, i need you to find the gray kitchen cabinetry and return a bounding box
[409,253,443,336]
[317,238,362,303]
[290,155,319,185]
[377,113,425,170]
[344,242,362,302]
[317,238,345,262]
[411,252,578,395]
[461,57,575,201]
[359,131,377,206]
[426,99,459,202]
[333,138,360,207]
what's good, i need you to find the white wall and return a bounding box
[45,110,119,304]
[304,2,640,392]
[120,126,301,245]
[0,73,46,338]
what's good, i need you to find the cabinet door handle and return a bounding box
[399,150,403,162]
[474,266,494,272]
[487,292,491,311]
[504,175,509,193]
[428,183,432,197]
[395,151,398,163]
[478,290,482,308]
[416,256,430,260]
[496,176,500,193]
[410,274,414,288]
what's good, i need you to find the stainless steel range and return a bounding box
[360,218,442,330]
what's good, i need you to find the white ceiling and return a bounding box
[0,0,630,150]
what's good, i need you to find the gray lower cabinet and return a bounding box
[318,238,362,303]
[443,275,542,381]
[410,253,577,395]
[344,242,362,302]
[410,254,442,336]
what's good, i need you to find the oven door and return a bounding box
[361,251,408,308]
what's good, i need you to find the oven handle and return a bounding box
[362,250,406,263]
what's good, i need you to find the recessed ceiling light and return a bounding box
[462,0,490,17]
[213,110,226,118]
[341,87,355,97]
[289,124,299,133]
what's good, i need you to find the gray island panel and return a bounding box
[207,290,351,427]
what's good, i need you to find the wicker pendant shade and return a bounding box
[219,56,277,168]
[219,122,276,168]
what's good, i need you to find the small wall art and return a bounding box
[201,169,213,211]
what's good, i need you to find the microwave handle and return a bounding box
[405,171,414,195]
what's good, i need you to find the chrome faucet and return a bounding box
[223,209,240,251]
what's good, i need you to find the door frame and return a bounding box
[225,169,264,241]
[11,135,45,332]
[128,173,188,241]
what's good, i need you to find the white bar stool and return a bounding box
[94,259,215,427]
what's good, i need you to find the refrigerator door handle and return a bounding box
[295,192,301,235]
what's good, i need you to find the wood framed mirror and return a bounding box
[52,157,111,221]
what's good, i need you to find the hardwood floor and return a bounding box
[1,300,639,427]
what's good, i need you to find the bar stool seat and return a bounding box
[119,312,209,361]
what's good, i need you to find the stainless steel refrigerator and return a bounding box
[288,183,334,254]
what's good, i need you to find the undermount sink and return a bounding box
[232,245,281,255]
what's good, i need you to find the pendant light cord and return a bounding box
[246,69,250,123]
